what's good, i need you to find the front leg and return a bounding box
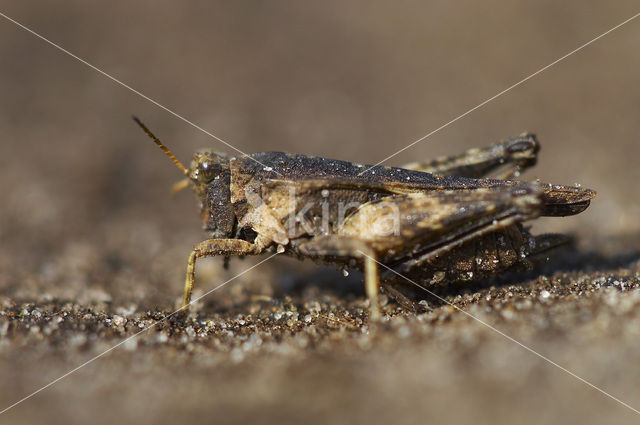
[402,133,539,179]
[183,239,258,311]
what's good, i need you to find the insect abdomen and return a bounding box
[426,225,528,284]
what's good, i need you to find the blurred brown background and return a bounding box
[1,2,639,425]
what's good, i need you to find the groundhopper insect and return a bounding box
[134,118,595,319]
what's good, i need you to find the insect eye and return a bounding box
[197,162,217,182]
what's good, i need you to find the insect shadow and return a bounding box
[194,233,639,316]
[430,235,640,307]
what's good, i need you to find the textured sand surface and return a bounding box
[1,2,639,424]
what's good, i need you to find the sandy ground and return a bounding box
[1,2,640,424]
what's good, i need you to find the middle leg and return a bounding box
[294,236,382,321]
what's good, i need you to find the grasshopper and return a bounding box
[134,118,594,319]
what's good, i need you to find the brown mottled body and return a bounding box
[134,121,595,320]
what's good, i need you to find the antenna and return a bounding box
[133,116,189,176]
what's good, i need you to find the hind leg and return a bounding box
[402,133,539,179]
